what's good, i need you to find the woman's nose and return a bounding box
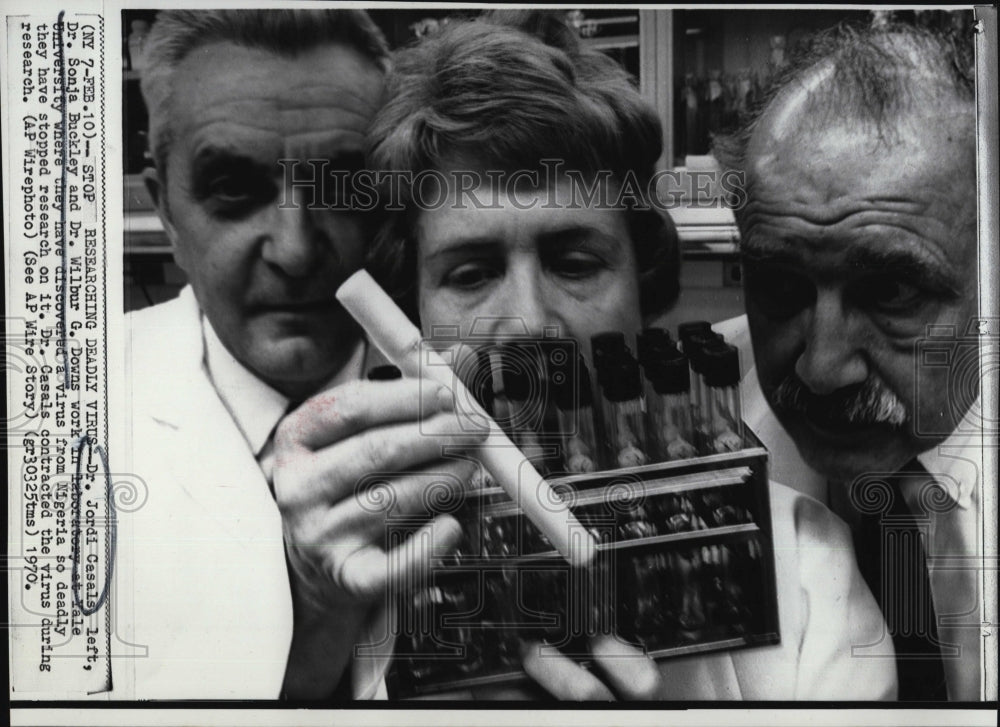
[490,263,561,339]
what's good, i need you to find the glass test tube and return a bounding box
[637,327,673,414]
[599,352,649,469]
[645,351,697,461]
[461,348,498,491]
[703,343,743,452]
[677,321,712,353]
[637,327,672,367]
[591,331,630,373]
[677,322,713,411]
[500,343,550,473]
[548,348,599,474]
[590,332,629,468]
[686,332,724,454]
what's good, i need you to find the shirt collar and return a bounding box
[202,317,366,458]
[911,397,983,511]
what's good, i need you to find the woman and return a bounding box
[365,10,895,700]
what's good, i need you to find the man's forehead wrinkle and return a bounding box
[170,41,384,139]
[198,81,383,119]
[185,92,375,128]
[740,203,957,264]
[749,181,930,219]
[284,129,366,160]
[748,152,847,212]
[182,104,372,151]
[290,80,384,114]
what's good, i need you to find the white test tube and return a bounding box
[336,270,597,569]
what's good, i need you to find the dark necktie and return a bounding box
[855,459,948,701]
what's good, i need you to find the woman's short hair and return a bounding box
[366,10,679,322]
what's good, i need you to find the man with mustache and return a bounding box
[713,20,991,700]
[123,9,460,699]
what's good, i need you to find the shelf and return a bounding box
[578,15,638,27]
[582,34,639,51]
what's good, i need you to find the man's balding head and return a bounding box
[715,22,974,179]
[715,20,979,482]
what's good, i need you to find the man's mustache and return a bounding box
[770,375,908,429]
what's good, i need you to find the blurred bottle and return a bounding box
[128,19,151,73]
[704,68,727,138]
[678,72,704,156]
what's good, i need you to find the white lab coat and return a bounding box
[117,288,293,698]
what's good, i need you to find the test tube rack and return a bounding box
[386,428,778,699]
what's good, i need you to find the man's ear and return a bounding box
[143,166,184,267]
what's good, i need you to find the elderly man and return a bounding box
[123,9,471,700]
[713,22,988,700]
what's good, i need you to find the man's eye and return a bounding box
[208,176,250,201]
[855,277,925,314]
[443,263,500,290]
[206,175,275,211]
[743,263,815,320]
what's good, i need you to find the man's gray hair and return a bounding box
[140,9,389,178]
[713,20,975,179]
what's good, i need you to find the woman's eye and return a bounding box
[443,263,499,290]
[550,252,604,279]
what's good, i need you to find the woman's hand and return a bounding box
[521,635,665,701]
